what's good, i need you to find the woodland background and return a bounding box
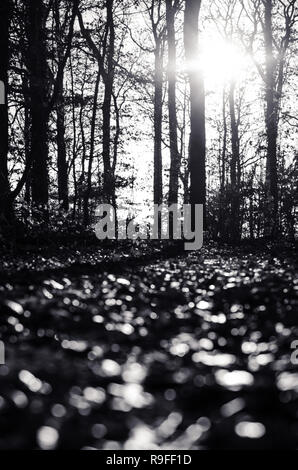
[0,0,296,247]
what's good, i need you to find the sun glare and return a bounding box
[185,37,248,87]
[201,38,247,85]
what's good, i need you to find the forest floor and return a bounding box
[0,242,297,450]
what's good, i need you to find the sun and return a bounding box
[200,37,248,86]
[183,36,248,87]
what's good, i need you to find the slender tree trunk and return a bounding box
[0,0,13,225]
[166,0,180,205]
[112,93,120,175]
[249,197,254,239]
[102,0,115,204]
[26,0,49,214]
[55,1,69,211]
[221,90,227,194]
[264,0,278,235]
[70,53,77,217]
[56,76,69,211]
[78,58,87,216]
[181,84,189,204]
[184,0,206,222]
[154,38,163,205]
[219,88,227,239]
[23,74,31,206]
[83,68,100,226]
[229,80,240,242]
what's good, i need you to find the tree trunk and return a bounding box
[221,90,227,194]
[0,0,13,225]
[26,0,49,214]
[154,39,163,205]
[219,88,227,239]
[56,79,68,211]
[249,197,254,239]
[181,84,189,204]
[229,80,240,242]
[102,0,115,205]
[264,0,278,235]
[83,68,101,226]
[70,53,78,217]
[166,0,180,205]
[55,0,69,211]
[184,0,206,221]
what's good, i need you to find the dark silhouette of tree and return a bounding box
[218,88,228,239]
[0,0,12,225]
[263,0,279,234]
[24,0,78,217]
[102,0,116,205]
[25,0,50,214]
[229,80,241,242]
[166,0,181,205]
[147,0,165,206]
[54,0,72,212]
[83,67,101,226]
[184,0,206,221]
